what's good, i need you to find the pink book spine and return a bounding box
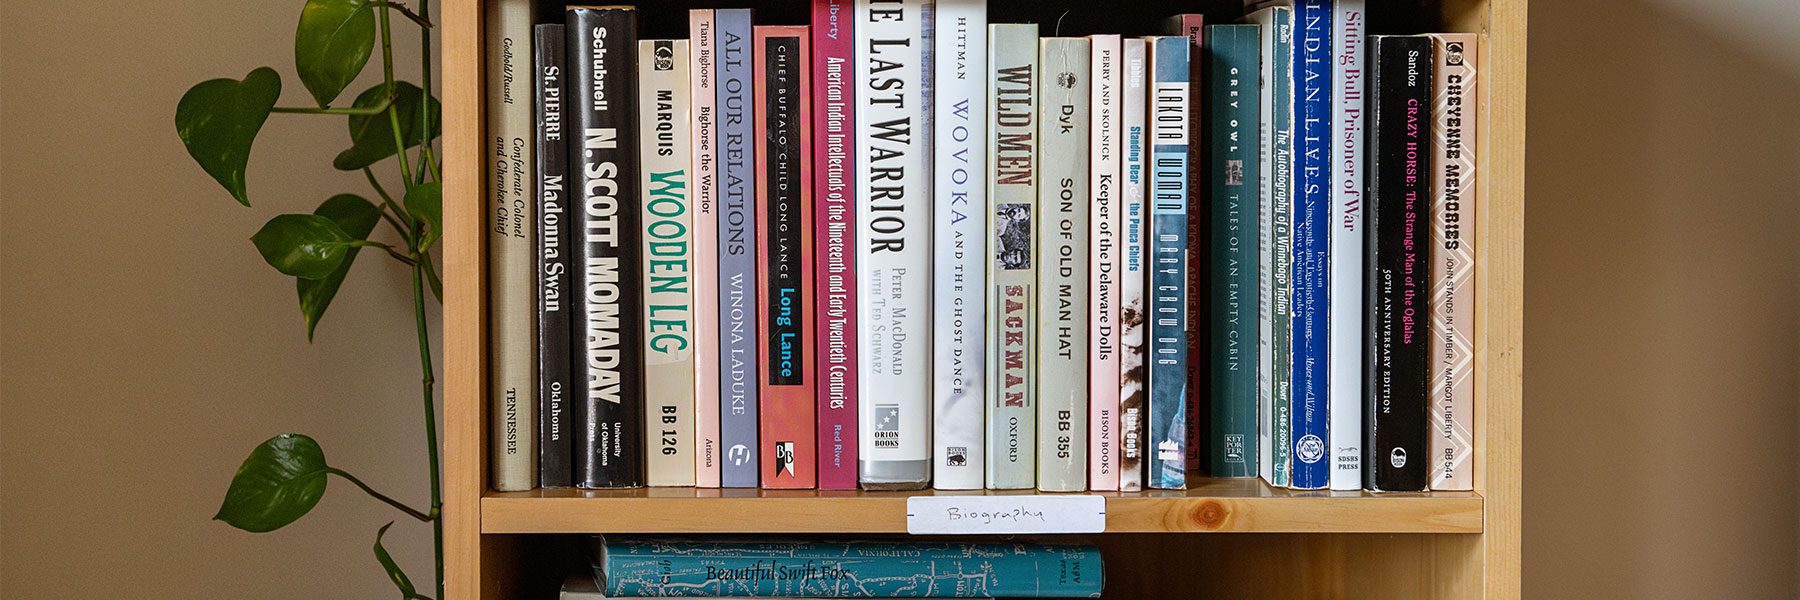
[1088,34,1123,491]
[811,0,858,490]
[756,25,818,489]
[689,9,723,488]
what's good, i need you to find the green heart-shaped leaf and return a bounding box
[404,181,443,251]
[214,433,330,533]
[372,522,424,599]
[299,194,381,340]
[295,0,375,107]
[334,82,442,171]
[175,67,282,206]
[252,214,356,280]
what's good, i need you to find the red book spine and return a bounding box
[756,25,817,489]
[810,0,858,490]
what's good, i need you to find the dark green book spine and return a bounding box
[1206,24,1261,478]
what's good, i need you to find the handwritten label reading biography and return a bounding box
[905,495,1105,534]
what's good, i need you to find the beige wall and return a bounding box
[1,1,440,598]
[1526,0,1800,597]
[3,0,1797,598]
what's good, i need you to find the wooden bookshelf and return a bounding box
[440,0,1525,597]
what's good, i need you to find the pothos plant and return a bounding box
[176,0,445,597]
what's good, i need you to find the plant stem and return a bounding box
[363,168,417,245]
[416,0,439,185]
[271,100,393,116]
[410,259,444,600]
[377,3,416,190]
[326,468,431,522]
[371,1,433,27]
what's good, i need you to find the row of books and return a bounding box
[487,0,1479,494]
[561,538,1103,598]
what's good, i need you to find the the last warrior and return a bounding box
[862,20,911,253]
[581,125,626,405]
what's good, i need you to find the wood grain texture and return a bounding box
[481,483,1483,534]
[1478,0,1526,597]
[441,0,484,598]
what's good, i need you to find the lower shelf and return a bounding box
[481,479,1482,534]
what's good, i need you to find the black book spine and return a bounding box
[535,23,573,489]
[567,6,644,488]
[1363,35,1432,492]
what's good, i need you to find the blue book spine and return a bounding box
[1146,36,1190,490]
[598,539,1104,598]
[716,8,760,488]
[1288,0,1333,490]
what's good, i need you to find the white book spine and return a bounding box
[930,0,987,490]
[486,0,537,492]
[688,10,722,488]
[1328,0,1366,491]
[1035,37,1091,492]
[1428,33,1477,491]
[1116,38,1148,492]
[1247,8,1281,487]
[855,0,933,489]
[984,23,1039,490]
[1087,34,1122,491]
[641,39,696,487]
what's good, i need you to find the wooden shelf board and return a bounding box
[480,479,1482,534]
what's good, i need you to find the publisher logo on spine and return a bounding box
[946,446,968,467]
[1444,41,1465,66]
[1296,434,1325,464]
[727,444,750,466]
[1390,447,1408,469]
[653,40,675,70]
[773,442,796,476]
[874,403,901,449]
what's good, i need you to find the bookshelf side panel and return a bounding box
[1477,0,1525,596]
[444,0,487,598]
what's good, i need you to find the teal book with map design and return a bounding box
[595,538,1102,597]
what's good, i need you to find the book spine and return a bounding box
[1146,35,1191,490]
[930,0,987,491]
[811,0,859,491]
[1116,37,1148,492]
[1167,14,1208,478]
[855,0,933,490]
[640,39,696,487]
[688,9,722,488]
[755,26,818,489]
[1364,35,1432,492]
[1035,37,1091,493]
[984,23,1039,491]
[486,0,536,492]
[715,8,760,488]
[1086,34,1121,491]
[1327,0,1366,491]
[1245,6,1292,488]
[1428,33,1477,491]
[600,539,1105,598]
[535,23,572,489]
[566,6,643,488]
[1207,24,1261,479]
[1287,0,1332,490]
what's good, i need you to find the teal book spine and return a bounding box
[1207,24,1261,478]
[597,539,1104,597]
[1145,36,1190,489]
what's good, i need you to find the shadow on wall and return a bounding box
[1526,0,1800,598]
